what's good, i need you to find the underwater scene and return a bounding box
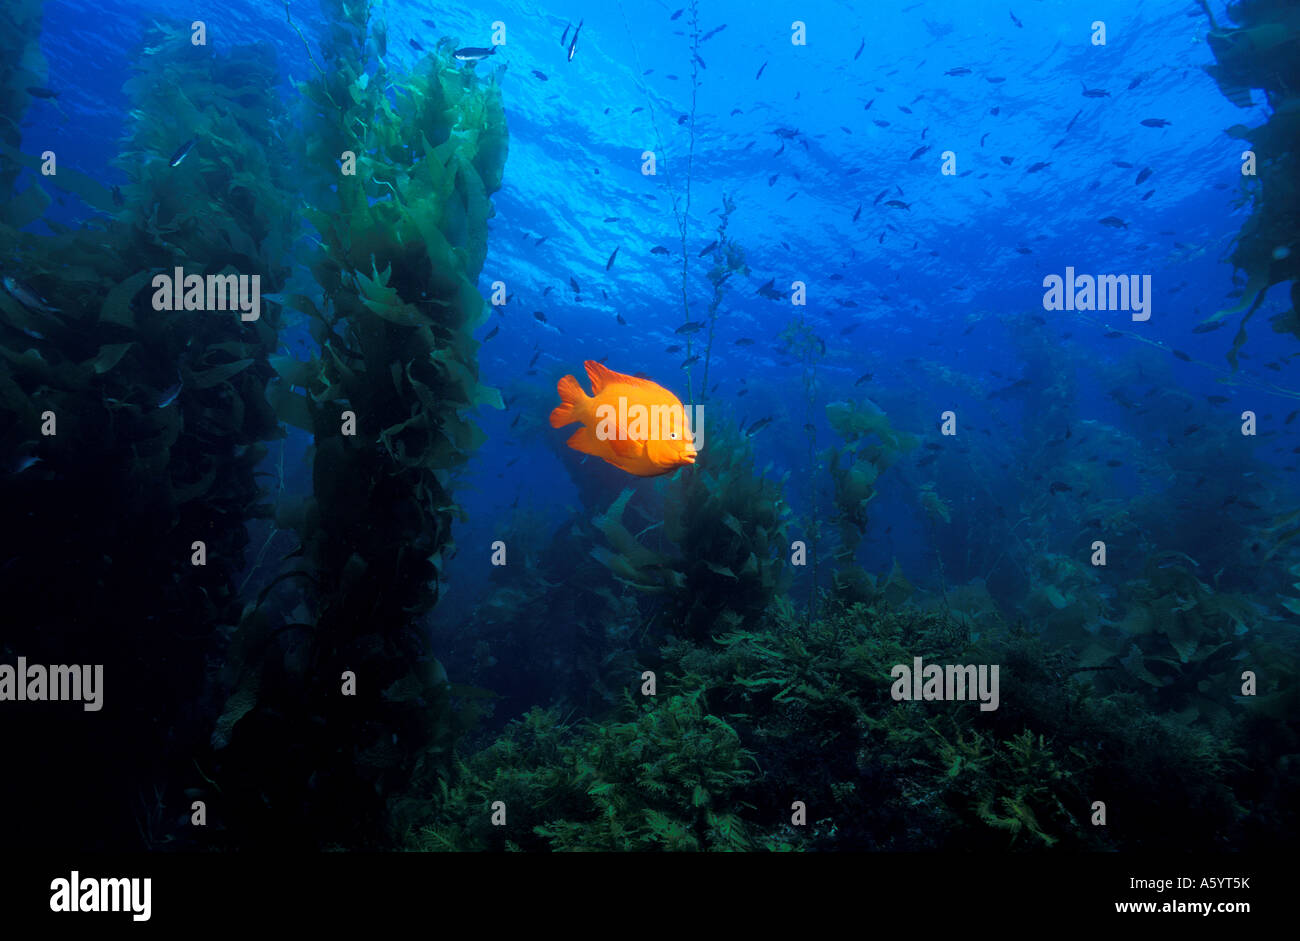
[1,0,1298,886]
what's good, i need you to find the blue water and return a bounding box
[16,0,1295,624]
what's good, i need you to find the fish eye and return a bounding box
[668,431,679,440]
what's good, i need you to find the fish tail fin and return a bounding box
[550,374,587,427]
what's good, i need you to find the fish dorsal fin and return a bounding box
[585,360,654,393]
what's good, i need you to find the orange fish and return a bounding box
[549,360,697,476]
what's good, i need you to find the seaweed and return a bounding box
[1198,0,1300,363]
[205,3,509,849]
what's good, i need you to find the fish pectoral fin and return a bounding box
[566,427,612,459]
[606,428,641,457]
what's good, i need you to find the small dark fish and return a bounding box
[670,9,683,20]
[510,413,522,428]
[1184,424,1201,436]
[676,321,706,334]
[532,70,549,81]
[1106,460,1123,467]
[1049,481,1072,494]
[1128,74,1145,90]
[745,417,773,437]
[1207,395,1230,404]
[1112,160,1134,168]
[616,313,627,325]
[410,39,424,51]
[1135,167,1152,185]
[854,39,865,60]
[569,276,580,294]
[735,338,754,346]
[898,105,913,114]
[1099,216,1127,228]
[945,67,971,76]
[864,98,875,111]
[1026,161,1050,173]
[169,138,197,167]
[543,286,554,296]
[1140,189,1154,201]
[1172,349,1191,361]
[422,18,436,28]
[1081,84,1109,98]
[26,86,59,99]
[603,217,619,223]
[2,276,58,314]
[453,47,496,61]
[534,236,549,247]
[873,188,888,205]
[1104,331,1123,338]
[1066,109,1083,131]
[567,19,584,62]
[990,106,1000,115]
[111,185,124,207]
[873,119,891,128]
[561,22,571,46]
[854,372,873,385]
[916,454,938,467]
[665,344,683,354]
[157,379,183,409]
[529,350,541,367]
[484,325,499,341]
[681,355,701,368]
[700,24,727,42]
[1140,118,1171,127]
[852,203,862,222]
[910,145,931,161]
[987,76,1006,84]
[755,61,767,80]
[698,239,719,256]
[650,245,670,255]
[533,311,547,323]
[606,246,619,270]
[884,200,910,210]
[1010,11,1023,28]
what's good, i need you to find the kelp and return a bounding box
[586,419,792,643]
[415,693,759,852]
[0,0,46,203]
[0,22,292,849]
[1198,0,1300,360]
[207,3,509,849]
[824,396,918,569]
